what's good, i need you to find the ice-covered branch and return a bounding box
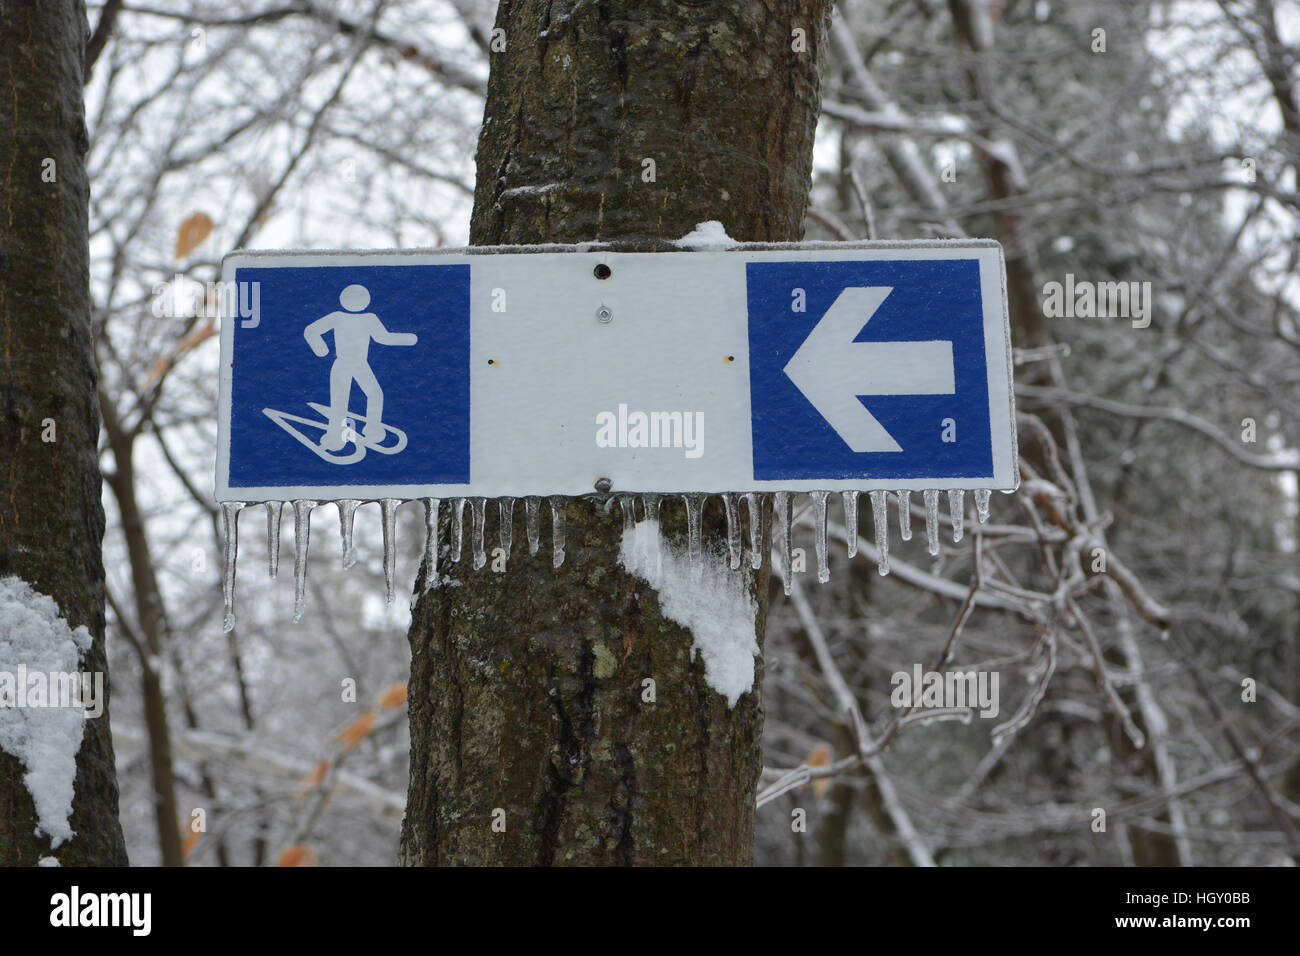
[821,100,1030,192]
[1018,384,1300,471]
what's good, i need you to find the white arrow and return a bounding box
[783,286,955,453]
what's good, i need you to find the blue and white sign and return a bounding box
[216,241,1016,501]
[748,259,992,480]
[227,264,469,492]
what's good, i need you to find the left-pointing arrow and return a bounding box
[783,286,955,453]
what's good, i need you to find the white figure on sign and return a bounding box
[262,284,417,465]
[304,284,418,451]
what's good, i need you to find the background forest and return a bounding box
[81,0,1300,865]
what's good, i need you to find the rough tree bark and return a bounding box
[0,0,129,865]
[400,0,833,865]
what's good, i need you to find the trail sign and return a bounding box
[216,240,1016,502]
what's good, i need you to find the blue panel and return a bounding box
[747,259,993,481]
[228,264,470,488]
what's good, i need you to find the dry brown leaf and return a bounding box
[297,759,332,804]
[176,317,215,355]
[143,356,171,388]
[277,845,318,867]
[142,317,216,389]
[181,827,201,860]
[377,682,408,709]
[336,709,376,753]
[174,212,214,260]
[807,744,832,799]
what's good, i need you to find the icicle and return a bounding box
[265,501,282,578]
[337,499,359,570]
[642,494,662,574]
[620,496,642,567]
[722,493,741,570]
[619,495,637,536]
[498,497,515,561]
[775,491,792,595]
[221,502,243,633]
[450,497,465,563]
[421,497,441,591]
[841,491,859,558]
[869,490,889,576]
[948,489,965,543]
[924,489,940,557]
[683,494,704,568]
[743,493,763,570]
[471,497,487,570]
[810,491,830,583]
[292,500,316,622]
[549,496,566,568]
[974,488,991,524]
[381,498,399,604]
[525,496,541,556]
[897,490,912,541]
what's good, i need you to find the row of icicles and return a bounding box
[219,489,995,632]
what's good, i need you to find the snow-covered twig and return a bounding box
[772,573,935,867]
[821,100,1030,192]
[1018,383,1300,471]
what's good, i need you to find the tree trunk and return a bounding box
[400,0,832,865]
[0,0,128,865]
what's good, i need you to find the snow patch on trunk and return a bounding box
[0,576,91,848]
[618,519,758,707]
[675,220,737,248]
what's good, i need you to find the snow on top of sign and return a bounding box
[675,220,738,248]
[619,519,758,708]
[0,576,92,849]
[222,234,1002,269]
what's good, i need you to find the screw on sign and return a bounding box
[215,228,1018,628]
